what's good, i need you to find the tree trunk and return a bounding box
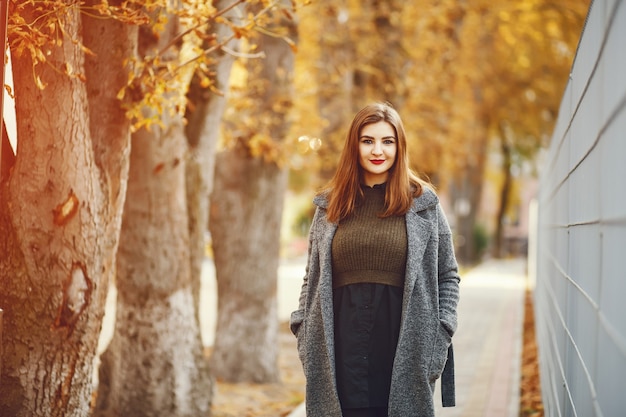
[82,0,136,321]
[210,152,287,382]
[95,124,212,417]
[369,0,408,109]
[494,126,513,259]
[1,121,15,182]
[0,3,131,415]
[446,12,492,266]
[350,0,406,110]
[449,119,489,265]
[95,9,212,417]
[209,1,297,383]
[185,0,242,332]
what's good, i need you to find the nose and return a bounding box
[372,141,383,155]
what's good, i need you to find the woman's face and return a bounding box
[358,121,397,187]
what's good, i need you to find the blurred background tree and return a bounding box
[289,0,589,263]
[209,0,297,383]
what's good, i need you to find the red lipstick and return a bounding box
[370,160,385,165]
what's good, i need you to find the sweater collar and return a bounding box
[361,182,386,190]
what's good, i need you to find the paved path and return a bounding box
[288,257,529,417]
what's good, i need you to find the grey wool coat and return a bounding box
[290,187,461,417]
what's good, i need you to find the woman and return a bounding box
[290,102,460,417]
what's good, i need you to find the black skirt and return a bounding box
[332,283,403,409]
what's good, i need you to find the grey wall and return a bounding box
[535,0,626,416]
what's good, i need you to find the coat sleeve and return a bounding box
[289,206,321,336]
[436,203,461,336]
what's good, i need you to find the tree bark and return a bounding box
[1,121,15,183]
[210,152,287,382]
[95,124,212,417]
[83,0,136,245]
[0,3,131,415]
[95,8,212,417]
[209,1,297,383]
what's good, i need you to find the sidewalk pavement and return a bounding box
[287,257,529,417]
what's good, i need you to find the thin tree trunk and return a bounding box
[209,1,297,383]
[185,0,242,332]
[447,11,491,265]
[494,127,513,259]
[449,117,489,265]
[0,3,131,415]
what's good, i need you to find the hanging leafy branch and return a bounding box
[7,0,300,131]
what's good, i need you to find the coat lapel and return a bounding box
[402,189,438,315]
[313,196,338,380]
[403,211,431,309]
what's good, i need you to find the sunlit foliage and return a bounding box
[7,0,299,132]
[289,0,589,190]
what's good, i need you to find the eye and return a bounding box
[361,138,373,144]
[383,138,396,145]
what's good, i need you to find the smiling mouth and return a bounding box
[370,160,385,165]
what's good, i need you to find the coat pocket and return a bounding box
[290,309,304,336]
[427,322,452,382]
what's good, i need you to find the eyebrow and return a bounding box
[359,135,397,140]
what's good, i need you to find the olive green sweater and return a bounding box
[331,184,408,289]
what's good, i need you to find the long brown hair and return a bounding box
[320,102,431,223]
